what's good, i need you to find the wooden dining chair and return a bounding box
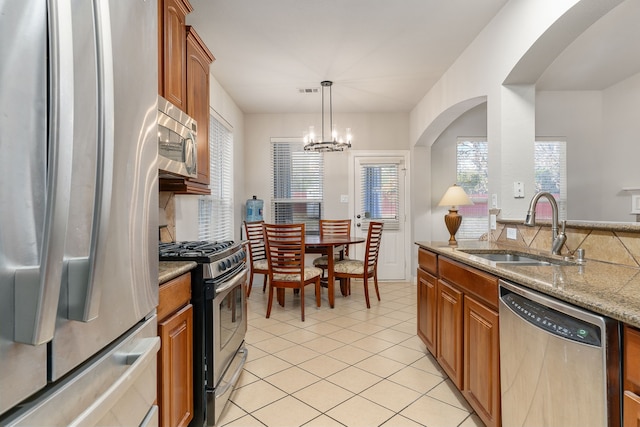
[333,221,384,308]
[243,220,269,297]
[312,219,352,276]
[263,223,322,321]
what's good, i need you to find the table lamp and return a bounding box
[438,184,473,246]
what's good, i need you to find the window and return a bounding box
[359,162,400,230]
[534,139,567,220]
[456,138,489,239]
[271,139,323,235]
[199,113,234,241]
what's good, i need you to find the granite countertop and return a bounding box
[416,240,640,329]
[159,261,198,285]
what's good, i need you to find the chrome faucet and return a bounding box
[524,191,566,255]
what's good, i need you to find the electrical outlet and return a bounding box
[340,194,349,203]
[507,227,517,240]
[491,193,498,208]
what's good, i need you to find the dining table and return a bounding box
[305,235,365,308]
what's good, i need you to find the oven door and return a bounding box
[208,267,248,386]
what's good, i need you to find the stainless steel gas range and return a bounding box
[160,241,248,427]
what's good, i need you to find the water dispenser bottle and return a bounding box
[246,195,264,222]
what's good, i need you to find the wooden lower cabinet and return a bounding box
[417,267,437,355]
[624,391,640,427]
[158,273,194,427]
[417,248,501,427]
[159,304,193,427]
[436,279,463,389]
[464,294,501,427]
[624,325,640,427]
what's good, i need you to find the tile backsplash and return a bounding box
[488,221,640,268]
[159,191,176,243]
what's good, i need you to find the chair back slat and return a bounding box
[263,223,306,279]
[319,219,351,255]
[244,220,267,262]
[364,222,384,268]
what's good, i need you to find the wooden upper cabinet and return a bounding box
[186,26,215,187]
[159,0,192,109]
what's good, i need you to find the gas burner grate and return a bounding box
[159,240,238,263]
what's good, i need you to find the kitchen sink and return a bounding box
[459,250,574,266]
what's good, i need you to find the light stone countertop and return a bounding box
[159,261,198,285]
[416,240,640,329]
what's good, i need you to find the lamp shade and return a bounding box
[438,184,473,207]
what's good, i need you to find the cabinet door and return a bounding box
[186,27,214,187]
[417,267,437,355]
[158,304,194,427]
[464,295,500,427]
[437,279,463,388]
[161,0,190,109]
[624,391,640,427]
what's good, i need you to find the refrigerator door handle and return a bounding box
[67,0,115,322]
[14,0,74,345]
[67,336,160,427]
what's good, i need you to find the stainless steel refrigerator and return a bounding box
[0,0,159,425]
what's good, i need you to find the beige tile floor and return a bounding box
[219,280,485,427]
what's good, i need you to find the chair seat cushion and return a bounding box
[273,266,322,282]
[253,259,269,271]
[333,259,374,275]
[313,255,350,267]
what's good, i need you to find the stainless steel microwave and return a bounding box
[157,96,198,178]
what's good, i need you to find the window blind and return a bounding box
[456,138,489,239]
[198,114,234,241]
[534,140,567,220]
[271,140,323,235]
[359,163,400,230]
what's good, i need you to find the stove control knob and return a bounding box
[219,262,226,272]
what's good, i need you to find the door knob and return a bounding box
[356,214,361,219]
[356,223,361,227]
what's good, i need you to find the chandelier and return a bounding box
[304,81,352,152]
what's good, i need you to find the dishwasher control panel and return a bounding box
[501,290,601,346]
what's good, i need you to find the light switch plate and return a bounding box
[513,182,524,198]
[507,227,517,240]
[490,214,497,230]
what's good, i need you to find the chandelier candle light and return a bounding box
[304,81,352,152]
[438,184,473,246]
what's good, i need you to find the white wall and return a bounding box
[243,112,409,223]
[430,103,488,242]
[410,0,628,259]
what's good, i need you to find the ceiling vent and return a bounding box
[298,87,319,94]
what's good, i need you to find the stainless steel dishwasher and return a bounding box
[498,279,620,427]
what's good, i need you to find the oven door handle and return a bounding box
[214,268,247,295]
[214,346,248,399]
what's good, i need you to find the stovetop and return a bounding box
[159,240,238,263]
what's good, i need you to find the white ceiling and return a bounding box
[186,0,640,115]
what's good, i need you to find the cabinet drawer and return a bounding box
[418,248,438,275]
[439,257,498,310]
[625,325,640,393]
[158,272,192,321]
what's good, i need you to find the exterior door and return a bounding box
[351,152,409,280]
